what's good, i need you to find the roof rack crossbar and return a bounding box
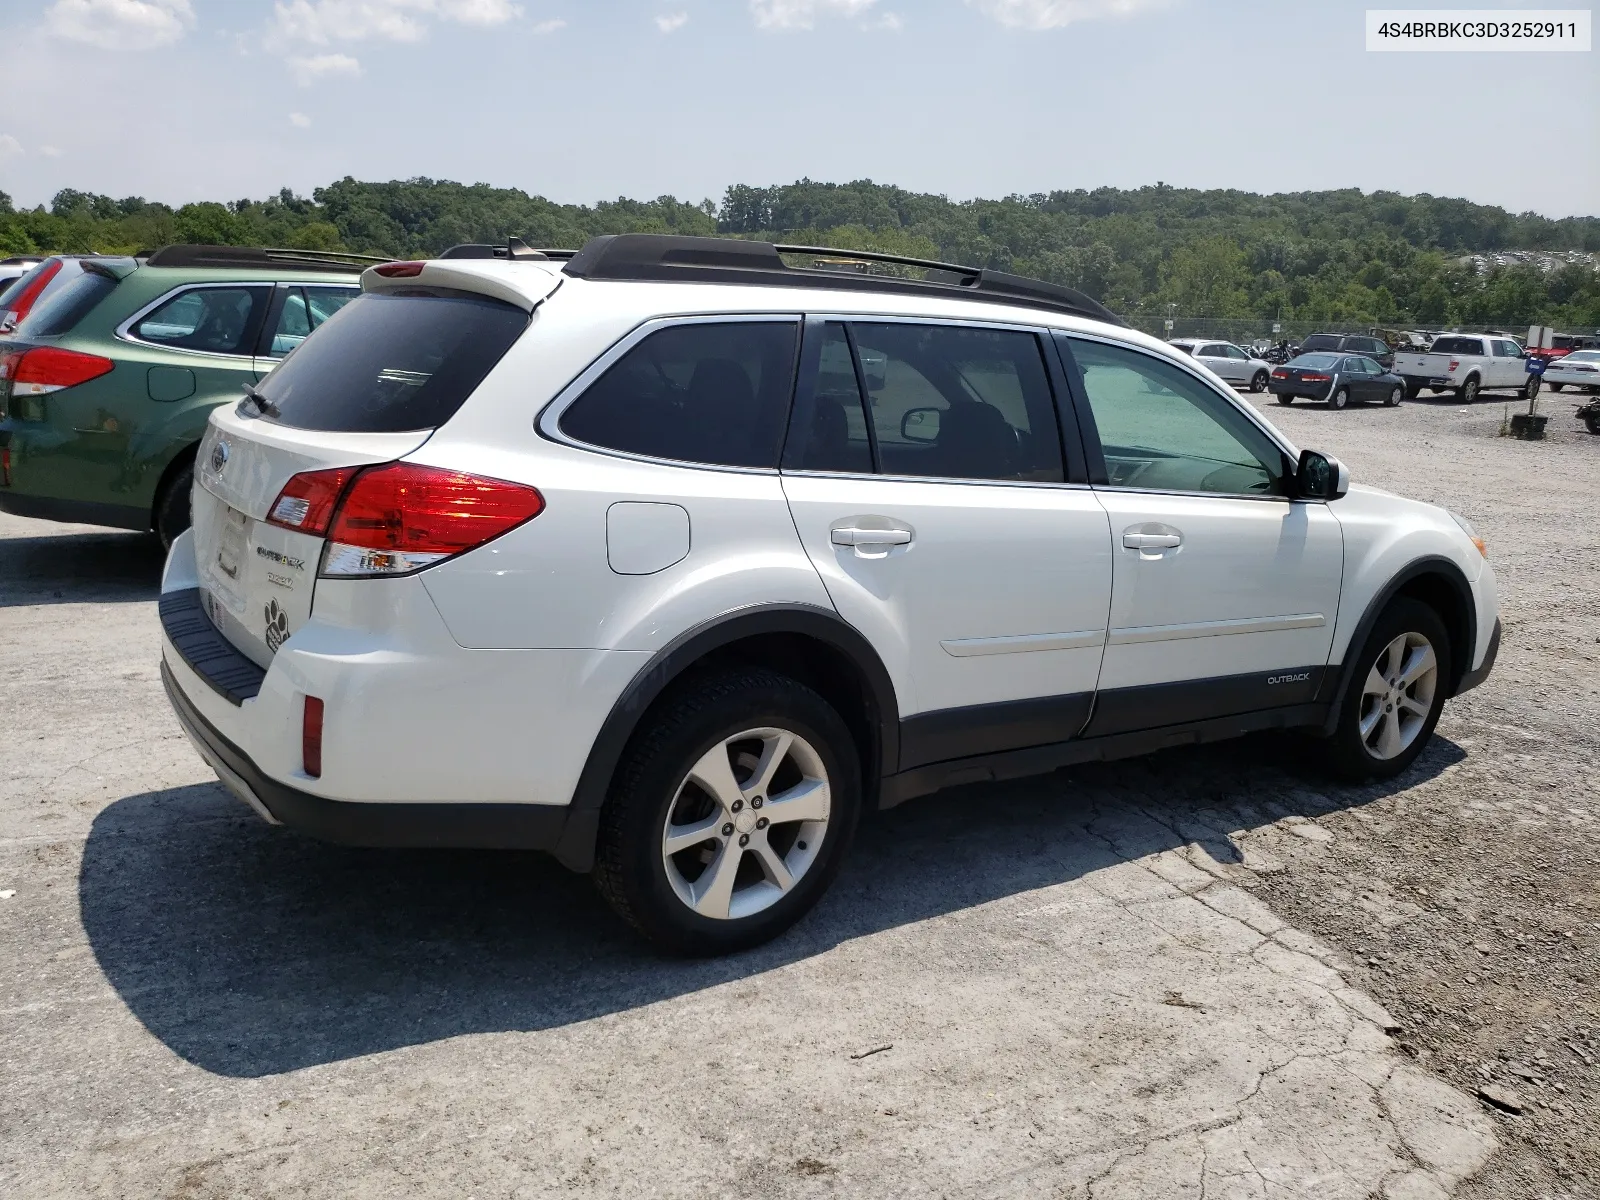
[559,235,1124,327]
[438,238,578,262]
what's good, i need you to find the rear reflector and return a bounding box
[374,261,426,278]
[0,259,62,329]
[2,346,115,394]
[321,462,544,578]
[266,466,358,536]
[303,696,324,778]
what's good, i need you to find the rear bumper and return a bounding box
[162,660,570,852]
[1269,379,1331,399]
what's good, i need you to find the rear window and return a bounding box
[1430,336,1484,355]
[251,290,529,433]
[17,265,124,337]
[1299,335,1341,352]
[1289,353,1341,369]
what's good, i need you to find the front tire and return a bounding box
[154,462,193,552]
[1250,370,1269,393]
[1330,386,1350,410]
[1320,598,1452,781]
[593,669,862,955]
[1384,385,1402,407]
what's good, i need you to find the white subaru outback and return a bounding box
[159,235,1500,955]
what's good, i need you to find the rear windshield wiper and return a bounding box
[241,385,279,419]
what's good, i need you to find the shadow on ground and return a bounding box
[80,734,1463,1078]
[0,530,162,608]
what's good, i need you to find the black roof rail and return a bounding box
[438,238,578,262]
[141,245,391,272]
[559,234,1125,326]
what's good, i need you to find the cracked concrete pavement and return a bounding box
[0,506,1504,1199]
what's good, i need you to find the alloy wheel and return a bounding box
[1358,632,1439,761]
[660,727,830,921]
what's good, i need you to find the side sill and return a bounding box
[879,703,1330,809]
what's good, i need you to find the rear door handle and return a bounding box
[831,527,912,547]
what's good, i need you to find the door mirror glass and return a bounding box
[1296,449,1349,500]
[900,407,940,442]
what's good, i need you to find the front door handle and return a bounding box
[831,527,913,547]
[1122,530,1182,550]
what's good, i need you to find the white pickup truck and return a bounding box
[1394,334,1540,402]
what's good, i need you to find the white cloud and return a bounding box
[750,0,878,31]
[271,0,523,46]
[0,135,22,165]
[966,0,1170,30]
[44,0,194,51]
[864,10,902,29]
[529,17,565,33]
[40,145,65,157]
[288,52,362,84]
[655,11,689,33]
[289,112,313,127]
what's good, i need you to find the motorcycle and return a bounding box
[1262,339,1297,365]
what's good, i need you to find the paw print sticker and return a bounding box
[264,598,290,653]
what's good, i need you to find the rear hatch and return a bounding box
[190,280,538,667]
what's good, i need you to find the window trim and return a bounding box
[115,280,283,362]
[1052,329,1306,504]
[535,312,805,475]
[779,313,1088,490]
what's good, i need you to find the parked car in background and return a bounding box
[1269,353,1405,408]
[1393,334,1541,403]
[1544,349,1600,393]
[157,233,1498,954]
[0,256,45,296]
[1298,332,1396,370]
[0,245,374,546]
[1168,338,1273,391]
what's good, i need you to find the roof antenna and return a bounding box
[507,237,548,261]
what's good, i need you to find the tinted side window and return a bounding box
[786,323,873,473]
[1066,338,1285,496]
[561,322,799,468]
[848,323,1063,483]
[134,286,270,355]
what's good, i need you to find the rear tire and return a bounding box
[1458,377,1480,403]
[1585,412,1600,435]
[1548,382,1564,392]
[1330,386,1350,410]
[1250,370,1269,393]
[154,462,193,552]
[1276,394,1295,405]
[1384,385,1402,407]
[1522,374,1541,401]
[1319,598,1452,782]
[592,669,862,956]
[1404,383,1421,400]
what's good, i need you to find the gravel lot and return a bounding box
[0,381,1594,1198]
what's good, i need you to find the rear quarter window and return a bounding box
[251,289,530,433]
[1431,336,1484,356]
[558,321,800,469]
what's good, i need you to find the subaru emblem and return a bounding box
[210,438,230,475]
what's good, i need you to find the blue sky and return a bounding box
[1,0,1595,218]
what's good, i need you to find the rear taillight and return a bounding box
[1300,372,1330,383]
[0,260,62,328]
[374,262,425,278]
[3,346,114,395]
[1,447,10,487]
[303,696,324,778]
[1448,360,1460,371]
[1271,368,1289,378]
[266,466,358,536]
[320,462,544,578]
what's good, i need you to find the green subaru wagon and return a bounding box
[0,245,380,546]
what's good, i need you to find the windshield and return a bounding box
[1288,353,1341,369]
[250,289,529,432]
[1560,351,1600,363]
[1299,335,1340,352]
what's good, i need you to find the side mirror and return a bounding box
[1296,449,1349,501]
[901,407,940,443]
